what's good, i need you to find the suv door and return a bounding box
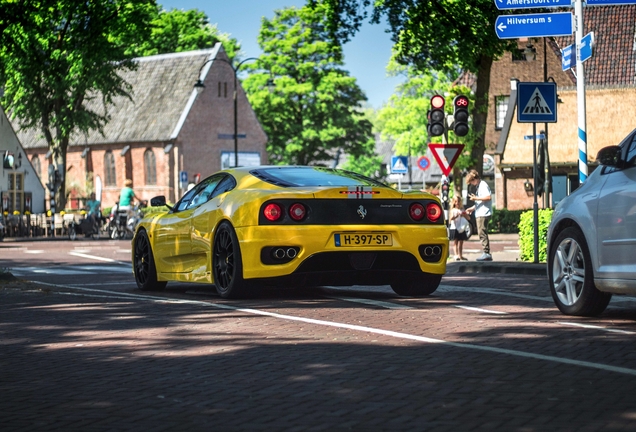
[596,131,636,279]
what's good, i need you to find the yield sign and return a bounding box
[429,144,464,176]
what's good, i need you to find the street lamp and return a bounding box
[194,56,259,168]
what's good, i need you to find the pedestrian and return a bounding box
[118,179,142,212]
[465,169,492,261]
[85,192,101,225]
[449,195,469,261]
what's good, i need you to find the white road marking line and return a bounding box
[326,296,413,309]
[558,322,636,335]
[24,250,44,254]
[438,284,554,302]
[69,251,122,263]
[12,267,93,275]
[29,281,636,377]
[454,305,508,315]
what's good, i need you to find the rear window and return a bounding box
[250,167,387,188]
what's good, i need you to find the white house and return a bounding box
[0,105,45,215]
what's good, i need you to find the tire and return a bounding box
[213,222,249,299]
[391,274,442,296]
[133,230,167,291]
[68,225,77,241]
[548,226,611,316]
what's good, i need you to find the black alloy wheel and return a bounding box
[133,230,166,291]
[213,222,249,299]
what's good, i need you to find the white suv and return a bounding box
[547,129,636,316]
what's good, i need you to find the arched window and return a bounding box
[104,151,116,186]
[144,149,156,185]
[31,155,41,179]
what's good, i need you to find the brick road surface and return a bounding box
[3,267,636,431]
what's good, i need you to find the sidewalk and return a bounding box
[448,232,547,276]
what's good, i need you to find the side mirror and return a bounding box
[597,146,622,167]
[150,195,172,210]
[150,196,165,206]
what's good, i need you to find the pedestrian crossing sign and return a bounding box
[390,155,409,174]
[517,82,557,123]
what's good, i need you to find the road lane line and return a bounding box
[454,305,508,315]
[69,251,123,263]
[24,250,44,254]
[28,281,636,377]
[558,321,636,335]
[326,296,413,309]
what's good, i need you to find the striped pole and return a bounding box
[575,0,588,183]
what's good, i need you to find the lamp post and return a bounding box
[194,56,259,168]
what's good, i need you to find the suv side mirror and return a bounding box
[597,146,622,167]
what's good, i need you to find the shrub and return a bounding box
[518,208,553,262]
[489,208,524,233]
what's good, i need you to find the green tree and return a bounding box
[310,0,516,176]
[243,4,376,167]
[0,0,156,210]
[133,7,241,61]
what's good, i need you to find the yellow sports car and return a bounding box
[132,166,448,298]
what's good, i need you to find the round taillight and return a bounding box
[409,203,425,221]
[289,203,306,221]
[264,203,283,221]
[426,203,442,222]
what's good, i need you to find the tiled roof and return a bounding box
[16,45,222,149]
[554,5,636,87]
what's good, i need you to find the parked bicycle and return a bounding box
[107,201,146,240]
[67,211,102,241]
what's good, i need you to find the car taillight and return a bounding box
[289,203,306,221]
[409,203,425,221]
[264,203,283,221]
[426,203,442,222]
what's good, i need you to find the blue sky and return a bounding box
[158,0,404,109]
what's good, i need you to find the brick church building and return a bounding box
[16,43,267,209]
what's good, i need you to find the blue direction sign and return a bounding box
[517,82,557,123]
[495,12,573,39]
[561,43,573,71]
[579,31,594,63]
[390,156,409,174]
[494,0,572,10]
[587,0,636,5]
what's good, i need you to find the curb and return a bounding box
[450,262,547,276]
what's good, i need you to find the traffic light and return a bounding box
[441,179,450,203]
[452,95,470,137]
[428,95,446,137]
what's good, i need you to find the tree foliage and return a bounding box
[0,0,156,209]
[242,4,376,167]
[133,7,241,61]
[309,0,518,175]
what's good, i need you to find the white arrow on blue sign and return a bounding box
[495,12,573,39]
[494,0,573,10]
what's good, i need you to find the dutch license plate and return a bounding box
[334,233,393,247]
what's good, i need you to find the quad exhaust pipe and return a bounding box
[274,247,298,259]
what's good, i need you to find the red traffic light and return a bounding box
[454,95,469,108]
[431,94,445,109]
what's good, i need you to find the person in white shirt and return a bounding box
[465,169,492,261]
[449,195,470,261]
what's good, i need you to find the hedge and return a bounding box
[518,208,554,263]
